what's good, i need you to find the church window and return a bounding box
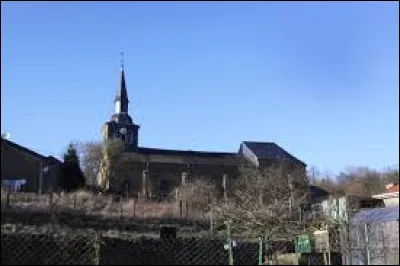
[159,180,169,197]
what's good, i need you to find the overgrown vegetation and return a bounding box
[212,165,316,236]
[309,165,399,197]
[77,139,134,191]
[174,178,218,214]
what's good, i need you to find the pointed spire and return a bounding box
[115,69,128,102]
[115,52,129,113]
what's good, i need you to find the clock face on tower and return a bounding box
[119,127,127,135]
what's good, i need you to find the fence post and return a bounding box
[222,174,228,203]
[381,229,387,265]
[210,204,214,232]
[327,227,331,265]
[119,196,123,219]
[6,189,10,208]
[73,194,77,210]
[48,193,53,210]
[133,199,136,218]
[224,220,234,265]
[179,200,183,219]
[175,188,179,203]
[258,235,263,265]
[60,192,63,207]
[364,224,371,265]
[265,232,271,265]
[93,233,101,265]
[347,223,352,266]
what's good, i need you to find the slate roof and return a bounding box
[308,185,329,201]
[110,113,133,125]
[114,69,128,103]
[1,138,62,164]
[138,147,238,158]
[242,141,306,166]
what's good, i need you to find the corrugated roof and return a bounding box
[350,206,399,225]
[242,141,306,166]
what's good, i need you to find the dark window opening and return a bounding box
[159,180,169,199]
[122,180,131,198]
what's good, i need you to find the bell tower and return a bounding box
[102,54,139,152]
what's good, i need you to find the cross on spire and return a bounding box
[120,52,124,70]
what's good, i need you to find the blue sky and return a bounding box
[1,2,399,174]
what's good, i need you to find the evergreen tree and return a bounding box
[58,143,85,192]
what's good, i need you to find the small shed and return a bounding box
[348,206,399,265]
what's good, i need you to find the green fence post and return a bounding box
[258,235,263,265]
[224,220,234,265]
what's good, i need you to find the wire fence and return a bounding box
[1,191,399,265]
[346,221,399,265]
[1,220,398,265]
[1,229,257,265]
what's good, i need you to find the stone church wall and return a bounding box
[107,157,240,200]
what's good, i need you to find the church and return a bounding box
[99,64,307,199]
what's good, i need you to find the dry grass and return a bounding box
[1,190,202,219]
[122,200,177,218]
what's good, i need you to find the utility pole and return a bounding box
[288,174,294,215]
[38,163,49,195]
[39,162,43,195]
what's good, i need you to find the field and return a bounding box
[1,189,199,219]
[1,190,262,265]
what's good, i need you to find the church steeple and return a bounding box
[114,53,129,114]
[102,54,140,152]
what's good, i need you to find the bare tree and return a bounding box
[97,139,126,191]
[308,165,321,184]
[78,141,103,187]
[312,165,398,197]
[213,165,317,238]
[77,139,127,191]
[382,166,399,185]
[174,178,218,214]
